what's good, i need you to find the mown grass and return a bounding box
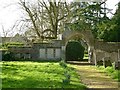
[98,66,120,82]
[1,61,86,89]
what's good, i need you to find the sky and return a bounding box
[0,0,120,37]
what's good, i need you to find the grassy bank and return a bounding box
[2,61,86,89]
[98,66,120,82]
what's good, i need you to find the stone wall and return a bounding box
[94,41,120,52]
[32,42,62,60]
[3,30,120,66]
[93,41,120,66]
[8,40,62,61]
[8,46,33,59]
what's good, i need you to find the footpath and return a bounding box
[69,61,119,90]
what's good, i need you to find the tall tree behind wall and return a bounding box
[69,1,111,38]
[19,0,71,41]
[97,1,120,42]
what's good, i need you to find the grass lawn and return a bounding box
[1,61,86,89]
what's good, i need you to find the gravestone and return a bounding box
[114,49,120,70]
[97,60,103,66]
[103,57,112,68]
[114,61,120,70]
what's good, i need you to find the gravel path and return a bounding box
[68,61,119,90]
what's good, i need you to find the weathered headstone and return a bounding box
[114,61,120,70]
[103,57,112,68]
[97,60,103,66]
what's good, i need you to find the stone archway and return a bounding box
[61,30,95,64]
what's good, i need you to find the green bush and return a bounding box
[59,60,67,68]
[59,61,71,85]
[66,41,85,61]
[2,51,15,61]
[63,71,71,84]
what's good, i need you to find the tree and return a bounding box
[68,1,111,38]
[19,0,70,41]
[1,23,17,37]
[111,1,120,42]
[68,2,91,31]
[97,1,120,42]
[19,0,41,38]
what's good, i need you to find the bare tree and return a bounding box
[1,25,8,37]
[18,0,70,40]
[19,0,41,37]
[1,23,17,37]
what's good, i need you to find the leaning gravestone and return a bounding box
[97,60,103,66]
[115,49,120,70]
[114,61,120,70]
[103,57,112,68]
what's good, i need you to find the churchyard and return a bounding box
[0,0,120,90]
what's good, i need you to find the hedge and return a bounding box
[65,41,85,61]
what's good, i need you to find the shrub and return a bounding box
[66,41,85,61]
[59,60,67,68]
[2,51,15,61]
[59,60,71,84]
[63,71,71,84]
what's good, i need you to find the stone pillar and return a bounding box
[88,46,95,65]
[93,50,97,65]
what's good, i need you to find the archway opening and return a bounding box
[65,36,89,63]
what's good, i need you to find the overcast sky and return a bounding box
[0,0,120,37]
